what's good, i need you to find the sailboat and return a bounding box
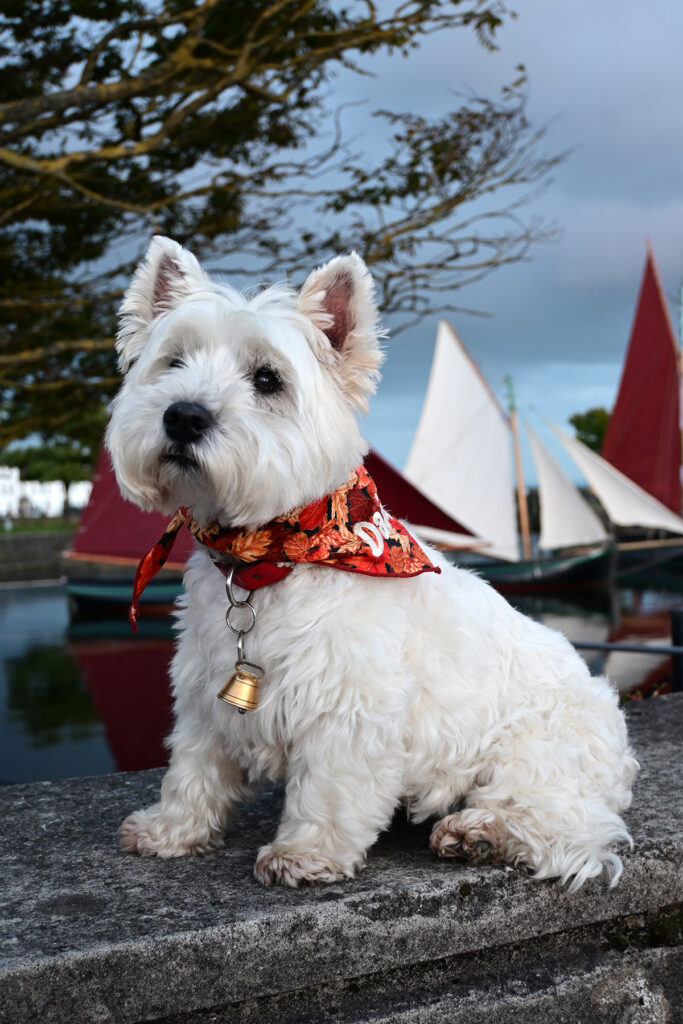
[547,419,683,573]
[602,247,681,511]
[525,423,609,552]
[403,320,614,592]
[64,447,476,615]
[555,247,683,573]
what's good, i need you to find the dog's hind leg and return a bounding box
[119,715,250,857]
[429,807,509,865]
[429,801,590,879]
[429,794,633,891]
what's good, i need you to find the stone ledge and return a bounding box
[154,913,682,1024]
[0,695,681,1024]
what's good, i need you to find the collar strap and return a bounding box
[212,560,292,591]
[129,464,440,630]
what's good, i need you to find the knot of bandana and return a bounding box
[129,464,440,630]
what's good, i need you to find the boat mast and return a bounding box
[505,376,532,559]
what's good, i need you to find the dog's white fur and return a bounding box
[107,237,638,891]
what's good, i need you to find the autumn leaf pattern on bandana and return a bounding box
[130,465,440,628]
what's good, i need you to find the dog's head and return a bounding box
[106,237,384,526]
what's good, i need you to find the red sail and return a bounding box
[68,447,195,565]
[602,249,681,512]
[364,450,471,537]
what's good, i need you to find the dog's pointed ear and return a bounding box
[116,236,204,372]
[298,253,384,412]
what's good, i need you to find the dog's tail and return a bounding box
[528,800,635,894]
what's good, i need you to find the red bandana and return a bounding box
[129,464,440,629]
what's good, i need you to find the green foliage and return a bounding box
[4,518,77,533]
[0,0,561,446]
[569,407,611,453]
[1,440,96,487]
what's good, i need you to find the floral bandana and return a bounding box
[129,464,440,630]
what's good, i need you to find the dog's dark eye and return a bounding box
[252,366,282,395]
[168,356,185,370]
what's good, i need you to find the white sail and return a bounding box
[548,421,683,535]
[526,425,608,551]
[404,320,519,561]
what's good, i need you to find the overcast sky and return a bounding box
[337,0,683,483]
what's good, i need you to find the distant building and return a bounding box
[0,467,20,517]
[19,479,66,518]
[0,466,92,518]
[67,481,93,510]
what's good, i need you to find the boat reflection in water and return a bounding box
[0,584,175,785]
[510,587,675,700]
[69,618,174,773]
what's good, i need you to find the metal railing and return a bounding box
[571,609,683,691]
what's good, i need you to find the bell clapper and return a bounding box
[218,567,264,713]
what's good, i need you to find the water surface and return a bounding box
[0,580,679,784]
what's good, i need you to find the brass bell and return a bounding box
[217,661,263,712]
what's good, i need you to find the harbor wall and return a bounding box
[0,529,75,582]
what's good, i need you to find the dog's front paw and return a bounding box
[119,810,165,856]
[119,808,223,858]
[254,844,355,887]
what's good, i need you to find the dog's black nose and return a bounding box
[163,401,213,444]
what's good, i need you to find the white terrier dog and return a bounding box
[107,236,637,891]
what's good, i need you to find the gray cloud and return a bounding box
[341,0,683,481]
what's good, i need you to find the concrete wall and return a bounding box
[0,694,680,1024]
[0,529,74,582]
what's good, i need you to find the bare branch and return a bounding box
[0,340,113,366]
[0,0,554,448]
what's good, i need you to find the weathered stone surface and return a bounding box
[0,695,681,1024]
[154,915,683,1024]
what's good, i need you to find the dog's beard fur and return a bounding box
[108,237,637,892]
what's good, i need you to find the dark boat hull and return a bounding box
[616,538,683,577]
[455,544,615,594]
[64,555,183,620]
[66,577,181,619]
